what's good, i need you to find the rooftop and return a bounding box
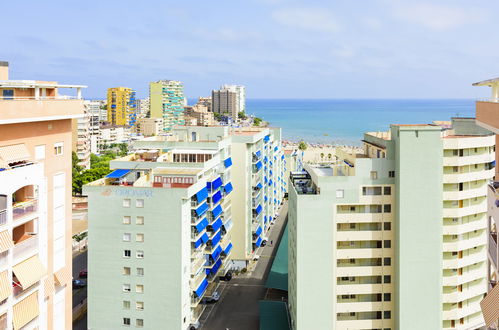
[472,77,499,86]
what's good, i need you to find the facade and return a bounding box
[229,127,286,268]
[474,78,499,295]
[84,126,234,330]
[184,105,215,126]
[98,125,130,152]
[196,97,212,112]
[72,106,91,169]
[107,87,137,127]
[149,80,185,132]
[212,85,246,120]
[288,118,494,330]
[0,61,84,329]
[135,118,164,137]
[135,97,150,119]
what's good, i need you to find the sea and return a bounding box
[245,99,476,146]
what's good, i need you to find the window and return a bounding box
[136,234,144,242]
[383,186,391,195]
[136,199,144,208]
[35,145,45,160]
[123,199,131,208]
[384,293,391,301]
[123,301,130,309]
[123,233,131,242]
[136,250,144,258]
[123,267,130,275]
[136,301,144,310]
[136,319,144,327]
[384,222,391,230]
[349,223,356,229]
[123,284,131,292]
[383,205,391,213]
[384,240,391,248]
[136,216,144,225]
[136,284,144,293]
[137,268,144,276]
[384,258,391,266]
[370,171,378,180]
[54,142,63,156]
[123,318,131,326]
[388,171,395,178]
[123,250,131,258]
[123,216,131,225]
[384,311,391,319]
[336,189,344,198]
[349,259,355,264]
[350,206,355,212]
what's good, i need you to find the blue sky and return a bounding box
[2,0,498,99]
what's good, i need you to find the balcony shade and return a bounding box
[480,282,499,328]
[195,218,209,232]
[255,161,263,170]
[211,218,223,232]
[13,255,47,289]
[212,205,223,219]
[201,233,209,244]
[255,205,262,215]
[13,291,39,330]
[0,230,13,253]
[281,155,285,160]
[194,236,203,248]
[264,135,270,142]
[207,177,223,191]
[0,271,9,301]
[255,150,261,158]
[255,226,263,237]
[195,202,209,217]
[264,176,268,183]
[211,231,222,248]
[211,244,223,261]
[255,237,262,247]
[264,156,268,163]
[196,187,208,203]
[269,179,273,186]
[0,143,30,164]
[54,267,72,287]
[106,169,131,178]
[270,170,273,175]
[255,182,263,189]
[211,259,222,275]
[44,275,55,299]
[212,191,222,205]
[224,182,233,195]
[224,157,233,168]
[194,278,209,297]
[224,243,233,255]
[264,195,268,202]
[274,146,278,151]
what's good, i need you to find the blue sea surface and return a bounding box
[246,99,475,145]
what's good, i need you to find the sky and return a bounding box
[2,0,498,99]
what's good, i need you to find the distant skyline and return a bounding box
[2,0,498,99]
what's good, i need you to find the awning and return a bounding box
[255,237,262,247]
[255,161,262,170]
[211,218,223,232]
[106,169,131,178]
[270,170,273,176]
[255,226,262,236]
[224,157,233,168]
[269,179,273,186]
[0,230,13,253]
[44,275,55,299]
[264,195,268,202]
[224,243,233,255]
[212,205,223,219]
[274,146,278,151]
[0,143,30,164]
[13,291,39,330]
[211,244,223,261]
[196,187,208,203]
[54,267,72,287]
[256,182,263,189]
[201,233,209,244]
[211,231,222,247]
[264,135,270,142]
[195,202,209,217]
[255,150,261,158]
[212,191,222,205]
[211,259,222,275]
[13,255,47,289]
[264,156,268,163]
[223,219,233,232]
[0,271,10,301]
[194,278,209,297]
[481,280,499,328]
[264,216,268,223]
[194,236,203,248]
[224,182,233,195]
[207,177,223,191]
[195,217,209,232]
[281,155,285,160]
[264,176,268,183]
[255,204,262,215]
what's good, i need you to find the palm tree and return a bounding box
[298,141,307,151]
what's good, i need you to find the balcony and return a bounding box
[12,200,38,222]
[442,303,482,321]
[442,251,487,269]
[0,210,5,227]
[442,232,487,252]
[489,232,497,268]
[442,281,487,303]
[442,200,487,218]
[442,219,487,236]
[191,256,205,275]
[443,153,495,167]
[0,98,84,124]
[442,268,487,287]
[443,186,487,201]
[13,234,38,260]
[191,304,206,323]
[443,168,494,184]
[476,100,499,133]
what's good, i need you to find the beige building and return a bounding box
[0,61,84,329]
[184,105,214,126]
[72,106,91,169]
[135,118,164,137]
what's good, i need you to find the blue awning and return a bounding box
[211,244,223,261]
[224,182,233,195]
[264,156,268,163]
[201,233,209,243]
[194,278,209,297]
[224,157,233,168]
[270,170,273,175]
[207,177,223,191]
[269,179,273,186]
[270,161,273,166]
[264,216,268,223]
[255,204,262,215]
[224,243,233,255]
[195,217,209,232]
[264,176,268,183]
[255,226,262,236]
[196,187,208,203]
[195,202,209,217]
[106,169,131,178]
[281,155,285,160]
[255,237,262,247]
[211,231,222,247]
[255,150,261,158]
[491,160,496,167]
[274,146,278,151]
[194,237,203,248]
[264,135,270,142]
[344,160,353,167]
[211,259,222,275]
[256,182,263,189]
[211,217,223,232]
[274,198,277,204]
[264,195,268,202]
[212,190,222,205]
[255,161,262,170]
[212,204,223,219]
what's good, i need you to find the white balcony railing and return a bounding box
[0,210,6,226]
[13,235,38,260]
[12,200,38,221]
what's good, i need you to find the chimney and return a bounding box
[0,61,8,80]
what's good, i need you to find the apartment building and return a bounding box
[135,97,150,119]
[212,85,245,120]
[98,125,130,152]
[196,97,212,112]
[184,105,215,127]
[72,107,91,169]
[107,87,137,126]
[229,127,286,268]
[150,80,185,132]
[474,78,499,297]
[288,118,494,330]
[83,126,234,329]
[135,118,164,137]
[0,61,84,329]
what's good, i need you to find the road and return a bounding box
[200,200,288,330]
[73,250,88,330]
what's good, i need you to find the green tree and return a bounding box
[253,117,262,126]
[238,111,247,120]
[213,112,222,121]
[298,141,307,151]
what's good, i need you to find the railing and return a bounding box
[13,281,38,297]
[489,234,498,268]
[0,210,6,226]
[13,235,38,259]
[12,200,38,221]
[0,251,8,269]
[477,98,499,103]
[0,95,80,100]
[0,313,6,329]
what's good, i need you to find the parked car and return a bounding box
[73,279,86,289]
[219,272,232,282]
[202,291,220,304]
[79,269,87,278]
[189,321,200,330]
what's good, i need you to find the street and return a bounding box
[200,200,288,330]
[72,250,88,330]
